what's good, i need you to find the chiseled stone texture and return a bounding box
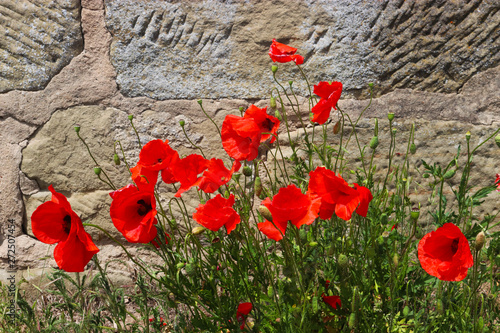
[0,0,83,92]
[104,0,499,100]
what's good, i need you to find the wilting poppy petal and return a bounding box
[244,105,280,143]
[321,294,341,310]
[194,159,241,194]
[138,139,179,171]
[193,194,241,234]
[31,185,99,272]
[221,115,262,161]
[130,164,159,192]
[418,223,473,281]
[269,39,304,65]
[109,184,158,243]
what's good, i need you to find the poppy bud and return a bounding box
[270,97,277,109]
[403,305,410,317]
[267,285,274,298]
[309,241,318,247]
[333,120,341,134]
[93,166,102,175]
[192,226,206,235]
[495,134,500,148]
[348,313,356,329]
[410,207,420,221]
[233,173,241,182]
[224,190,230,198]
[387,113,394,121]
[179,120,185,127]
[243,166,252,177]
[337,254,348,268]
[374,118,379,136]
[275,109,282,121]
[176,262,185,269]
[239,106,244,113]
[436,299,444,314]
[369,136,379,149]
[271,65,278,73]
[443,169,456,179]
[185,263,196,276]
[377,235,385,246]
[254,177,262,197]
[113,153,120,165]
[258,206,273,222]
[475,231,485,251]
[351,287,359,312]
[197,99,202,105]
[410,143,416,154]
[465,131,471,141]
[128,115,133,120]
[74,124,81,133]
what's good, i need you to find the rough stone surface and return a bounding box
[0,0,83,92]
[104,0,500,99]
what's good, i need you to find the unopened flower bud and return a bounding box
[369,136,379,149]
[374,118,379,136]
[176,262,185,269]
[197,99,202,105]
[309,241,318,247]
[271,65,278,73]
[128,115,133,120]
[387,113,394,121]
[93,166,102,175]
[258,205,273,222]
[74,124,81,133]
[495,134,500,148]
[410,143,416,154]
[475,231,485,251]
[254,177,262,197]
[270,97,277,109]
[179,120,185,127]
[113,153,120,165]
[192,226,206,235]
[243,166,252,177]
[275,109,282,121]
[338,254,348,268]
[443,169,456,179]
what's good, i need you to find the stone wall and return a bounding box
[0,0,498,284]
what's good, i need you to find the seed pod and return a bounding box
[387,113,395,121]
[93,167,102,175]
[113,153,121,165]
[443,169,456,179]
[410,207,420,221]
[179,120,185,127]
[369,136,379,149]
[271,65,278,73]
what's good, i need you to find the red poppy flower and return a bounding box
[391,223,398,231]
[418,223,473,281]
[31,185,99,272]
[321,294,341,310]
[221,115,262,161]
[496,173,500,191]
[269,39,304,65]
[243,105,280,143]
[308,167,372,221]
[138,139,179,171]
[236,302,253,330]
[109,184,158,243]
[193,194,241,234]
[151,233,170,249]
[194,158,241,194]
[311,81,343,124]
[257,185,320,241]
[130,163,159,192]
[149,317,167,326]
[171,154,209,197]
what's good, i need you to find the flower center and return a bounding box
[137,199,152,216]
[63,215,71,234]
[450,238,460,254]
[157,158,163,163]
